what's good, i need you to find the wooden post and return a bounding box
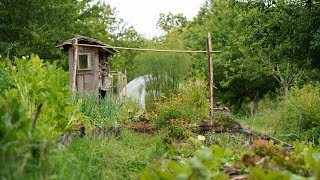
[72,38,78,92]
[124,70,127,98]
[207,33,214,125]
[117,71,122,103]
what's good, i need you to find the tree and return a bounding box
[0,0,119,61]
[134,32,191,99]
[178,0,320,113]
[274,63,303,96]
[156,13,188,33]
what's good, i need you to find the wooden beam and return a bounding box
[207,33,214,125]
[72,38,78,92]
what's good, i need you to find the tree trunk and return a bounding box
[283,83,289,97]
[253,90,259,115]
[306,0,312,10]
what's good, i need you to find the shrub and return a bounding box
[281,84,320,142]
[0,56,81,178]
[151,80,209,139]
[7,55,77,134]
[214,111,239,128]
[0,62,13,95]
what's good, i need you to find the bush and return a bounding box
[0,55,82,178]
[0,62,13,95]
[281,84,320,142]
[215,112,239,128]
[240,84,320,143]
[0,90,31,178]
[151,80,209,139]
[7,55,77,134]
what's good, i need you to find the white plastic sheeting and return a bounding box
[123,75,151,109]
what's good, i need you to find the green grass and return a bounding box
[239,112,281,136]
[47,131,164,180]
[237,97,284,136]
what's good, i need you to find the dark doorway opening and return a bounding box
[100,89,107,100]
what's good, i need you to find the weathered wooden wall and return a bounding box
[69,46,100,95]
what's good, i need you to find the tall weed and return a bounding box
[281,84,320,142]
[240,84,320,143]
[49,131,164,179]
[0,55,80,178]
[7,55,77,134]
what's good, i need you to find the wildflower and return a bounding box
[197,135,206,141]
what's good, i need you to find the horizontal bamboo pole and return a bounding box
[111,46,221,53]
[75,43,221,53]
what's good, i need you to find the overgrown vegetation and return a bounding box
[0,56,164,179]
[240,84,320,144]
[141,141,320,179]
[50,131,164,179]
[2,0,320,179]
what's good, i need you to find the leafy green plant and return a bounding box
[141,139,320,179]
[280,84,320,142]
[0,90,31,178]
[150,80,208,139]
[0,62,13,95]
[0,56,82,178]
[6,55,77,134]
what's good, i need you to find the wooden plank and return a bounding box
[68,48,74,89]
[84,74,94,91]
[72,39,78,91]
[92,49,100,96]
[77,75,84,92]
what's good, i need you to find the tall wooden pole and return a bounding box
[72,38,78,92]
[207,33,214,125]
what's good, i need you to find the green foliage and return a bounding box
[0,90,29,146]
[134,31,191,102]
[215,112,239,128]
[0,89,53,179]
[8,55,75,134]
[141,138,320,179]
[238,95,283,135]
[0,91,31,176]
[281,84,320,142]
[140,145,232,180]
[0,62,13,94]
[214,112,238,128]
[180,0,320,112]
[77,93,145,128]
[110,26,147,81]
[151,81,209,138]
[135,51,191,99]
[240,84,320,143]
[0,0,143,64]
[77,94,119,127]
[157,12,188,33]
[49,131,164,179]
[0,55,81,178]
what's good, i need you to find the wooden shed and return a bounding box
[57,36,117,97]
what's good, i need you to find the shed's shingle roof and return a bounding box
[57,36,117,54]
